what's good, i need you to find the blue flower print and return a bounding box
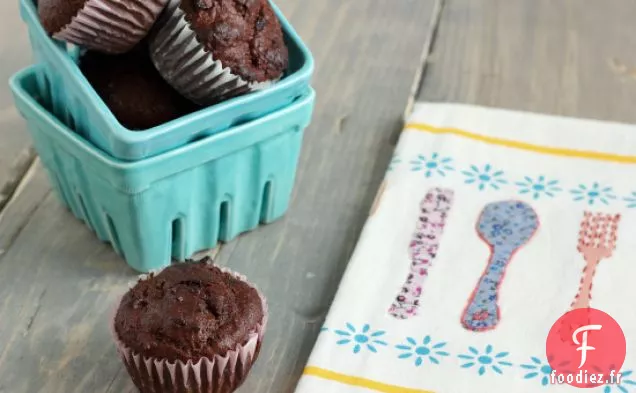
[521,357,554,387]
[388,155,401,172]
[570,182,617,205]
[604,370,636,393]
[462,164,507,191]
[624,192,636,208]
[320,326,328,332]
[410,153,454,178]
[395,335,450,367]
[458,345,513,376]
[334,323,387,354]
[515,176,562,200]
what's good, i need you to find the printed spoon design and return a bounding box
[571,212,620,310]
[389,188,454,319]
[461,201,539,332]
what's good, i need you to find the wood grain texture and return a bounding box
[0,0,438,392]
[418,0,636,123]
[0,0,35,213]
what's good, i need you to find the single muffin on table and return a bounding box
[112,259,267,393]
[80,45,200,130]
[38,0,169,54]
[149,0,289,105]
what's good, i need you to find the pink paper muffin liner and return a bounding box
[53,0,169,54]
[148,0,273,106]
[111,265,269,393]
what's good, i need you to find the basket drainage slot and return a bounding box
[76,194,94,230]
[260,181,273,223]
[219,201,230,242]
[105,214,123,257]
[171,218,186,259]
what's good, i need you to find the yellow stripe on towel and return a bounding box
[303,367,435,393]
[405,122,636,164]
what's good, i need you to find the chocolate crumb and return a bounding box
[255,16,267,31]
[195,0,214,9]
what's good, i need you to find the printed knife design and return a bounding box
[389,188,454,319]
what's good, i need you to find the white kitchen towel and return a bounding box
[294,103,636,393]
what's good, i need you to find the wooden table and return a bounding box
[1,1,635,392]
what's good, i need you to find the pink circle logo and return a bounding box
[546,308,626,388]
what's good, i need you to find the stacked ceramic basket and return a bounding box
[9,0,315,273]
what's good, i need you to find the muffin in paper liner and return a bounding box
[111,263,269,393]
[148,0,274,106]
[50,0,170,54]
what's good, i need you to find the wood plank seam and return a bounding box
[405,0,445,119]
[0,189,50,263]
[0,147,36,214]
[24,288,46,334]
[0,158,50,262]
[104,368,122,393]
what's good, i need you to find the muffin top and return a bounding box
[181,0,288,83]
[114,260,264,362]
[38,0,87,35]
[80,46,200,130]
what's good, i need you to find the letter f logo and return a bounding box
[572,324,602,368]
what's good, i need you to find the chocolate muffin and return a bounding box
[38,0,86,35]
[149,0,289,105]
[112,260,267,393]
[181,0,288,83]
[80,47,200,130]
[38,0,169,54]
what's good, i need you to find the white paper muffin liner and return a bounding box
[53,0,169,54]
[111,263,269,393]
[148,0,273,106]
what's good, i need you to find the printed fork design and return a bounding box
[571,212,621,310]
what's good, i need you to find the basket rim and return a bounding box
[10,64,315,193]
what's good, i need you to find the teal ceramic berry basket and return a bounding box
[10,65,315,273]
[19,0,314,161]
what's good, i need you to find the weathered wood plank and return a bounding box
[0,159,49,255]
[207,0,441,390]
[0,190,135,393]
[417,0,636,123]
[0,0,438,392]
[0,0,36,212]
